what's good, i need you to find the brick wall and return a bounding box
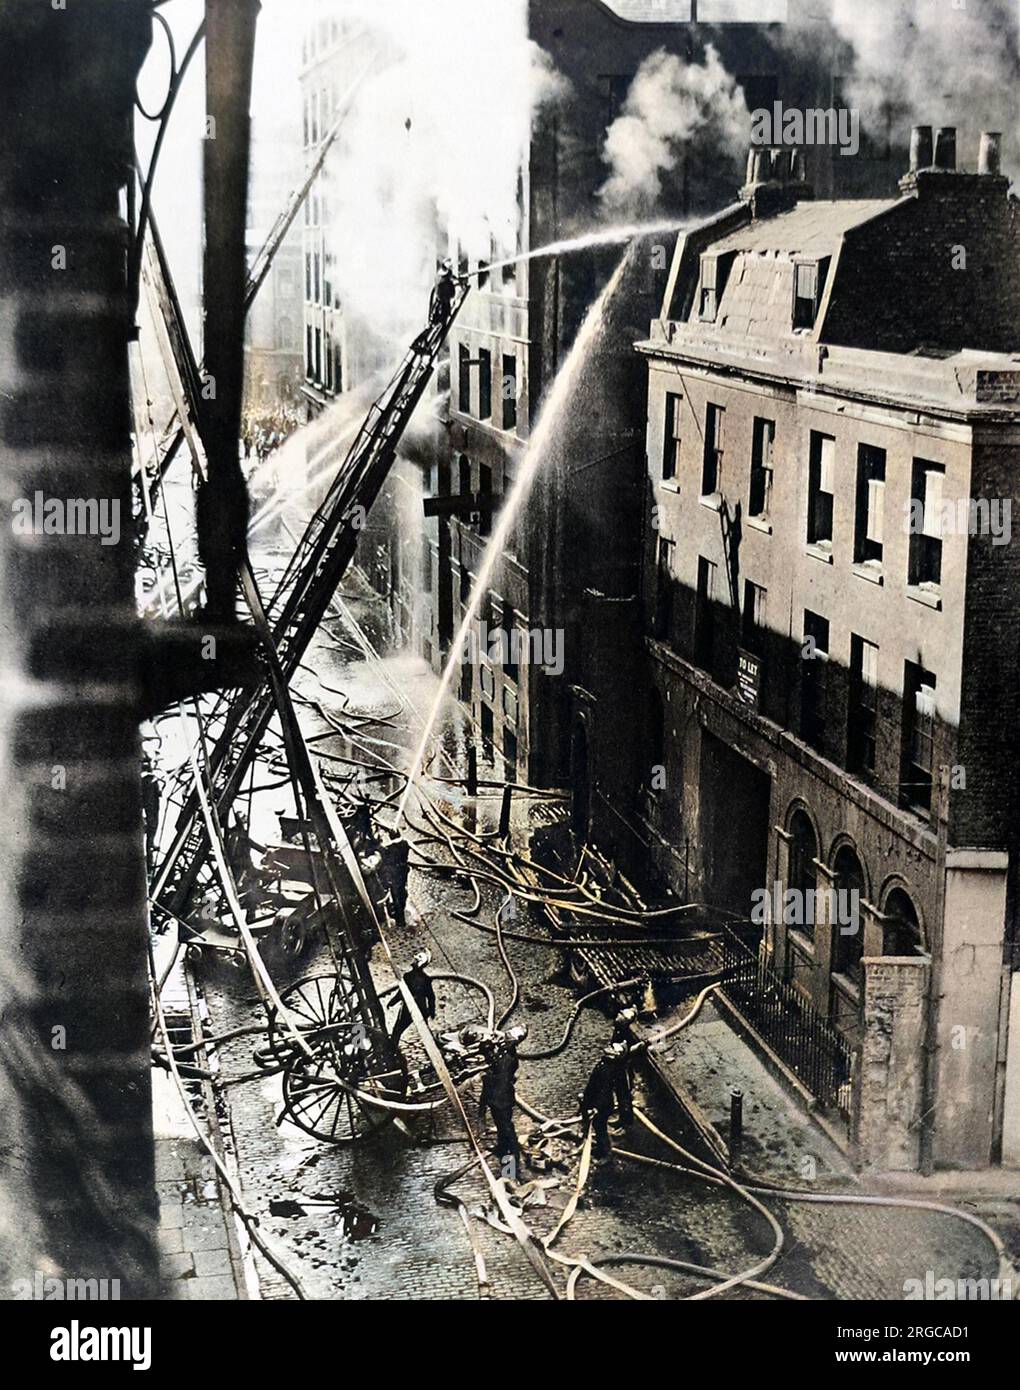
[0,2,158,1295]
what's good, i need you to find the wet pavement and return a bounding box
[176,572,1012,1301]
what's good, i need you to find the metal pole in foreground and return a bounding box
[729,1086,744,1168]
[499,783,513,838]
[466,744,478,797]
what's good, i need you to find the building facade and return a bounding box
[427,0,903,789]
[614,130,1020,1170]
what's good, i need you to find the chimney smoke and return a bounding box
[933,126,957,171]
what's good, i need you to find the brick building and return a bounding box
[425,0,900,786]
[606,128,1020,1170]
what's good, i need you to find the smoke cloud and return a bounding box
[597,46,749,218]
[785,0,1020,173]
[323,0,566,348]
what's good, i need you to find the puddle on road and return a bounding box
[270,1190,380,1244]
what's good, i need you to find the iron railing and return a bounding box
[719,927,855,1128]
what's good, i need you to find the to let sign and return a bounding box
[737,649,761,708]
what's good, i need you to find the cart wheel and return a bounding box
[279,916,307,957]
[281,1024,408,1144]
[264,970,358,1058]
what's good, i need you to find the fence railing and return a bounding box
[719,927,855,1128]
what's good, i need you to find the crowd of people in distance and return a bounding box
[241,406,303,468]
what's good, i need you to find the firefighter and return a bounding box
[581,1042,629,1159]
[379,832,411,928]
[140,751,161,875]
[611,1005,637,1044]
[390,949,437,1045]
[479,1027,523,1178]
[429,258,463,325]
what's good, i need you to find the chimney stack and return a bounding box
[909,125,933,172]
[933,126,957,171]
[979,131,1002,176]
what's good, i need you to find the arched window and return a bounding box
[831,844,865,983]
[788,810,818,938]
[276,315,294,351]
[883,887,923,957]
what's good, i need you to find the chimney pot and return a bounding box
[933,126,957,171]
[745,148,756,185]
[909,125,933,172]
[750,149,769,183]
[978,131,1002,175]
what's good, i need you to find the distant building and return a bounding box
[610,127,1020,1170]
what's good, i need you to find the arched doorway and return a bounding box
[570,720,590,843]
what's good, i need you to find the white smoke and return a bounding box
[785,0,1020,172]
[598,45,749,217]
[321,0,566,347]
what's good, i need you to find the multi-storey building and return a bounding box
[429,0,901,787]
[607,128,1020,1170]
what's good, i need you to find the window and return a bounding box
[702,403,724,495]
[800,610,829,751]
[333,345,342,394]
[458,345,471,414]
[902,663,936,815]
[324,333,334,391]
[788,810,818,942]
[305,324,313,377]
[599,73,632,129]
[502,354,518,432]
[793,259,827,329]
[478,463,493,537]
[654,536,675,640]
[276,315,295,351]
[313,252,321,304]
[831,845,865,988]
[662,392,682,482]
[480,702,494,757]
[848,635,879,778]
[305,252,312,300]
[504,626,519,684]
[748,417,775,517]
[477,260,490,290]
[313,327,321,382]
[807,432,835,547]
[741,580,766,655]
[694,556,716,670]
[854,444,886,565]
[908,460,944,588]
[699,255,720,321]
[478,349,492,421]
[883,888,922,957]
[459,564,471,605]
[458,454,472,501]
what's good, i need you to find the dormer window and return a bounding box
[699,255,720,321]
[697,251,735,323]
[793,258,829,330]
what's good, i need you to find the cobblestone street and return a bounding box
[184,581,1012,1301]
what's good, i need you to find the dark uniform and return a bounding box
[479,1038,521,1175]
[429,266,459,325]
[390,961,436,1045]
[379,835,411,928]
[582,1044,633,1158]
[141,755,161,875]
